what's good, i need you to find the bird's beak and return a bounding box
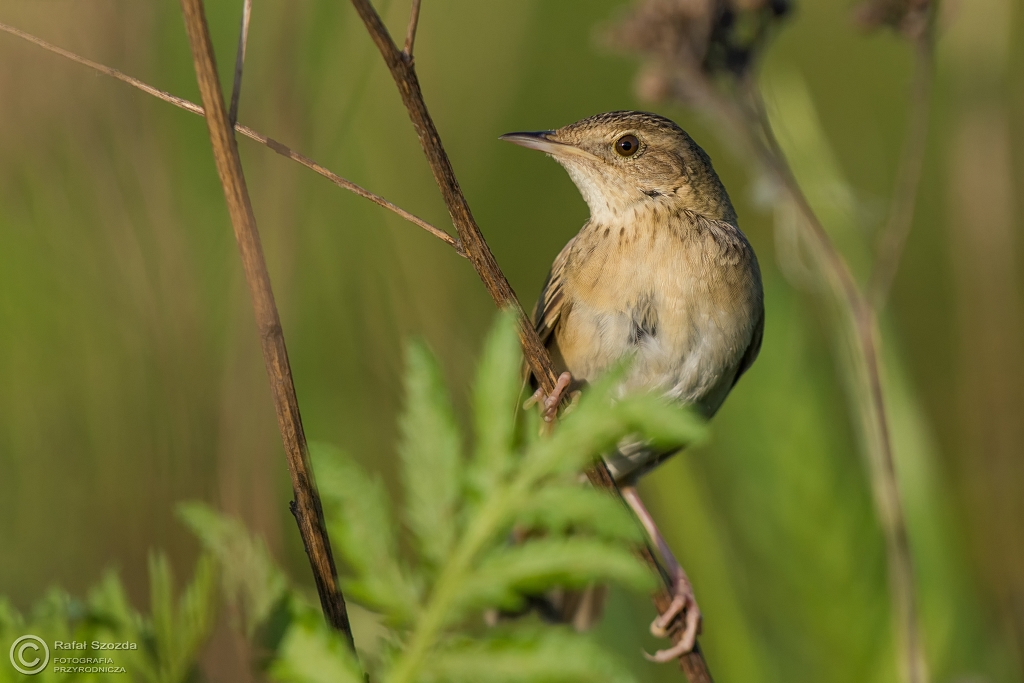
[500,131,600,162]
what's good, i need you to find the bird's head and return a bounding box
[501,110,735,225]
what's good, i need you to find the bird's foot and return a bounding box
[619,485,702,663]
[644,568,701,663]
[524,371,573,422]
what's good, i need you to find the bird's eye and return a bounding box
[614,134,640,157]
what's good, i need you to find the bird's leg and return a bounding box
[620,485,701,662]
[523,371,573,422]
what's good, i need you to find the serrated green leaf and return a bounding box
[523,375,708,483]
[178,501,288,636]
[311,442,420,622]
[0,597,22,632]
[144,550,218,683]
[453,537,654,619]
[612,394,709,448]
[176,554,217,669]
[149,550,175,662]
[470,310,523,496]
[269,611,365,683]
[516,365,633,483]
[519,394,542,451]
[516,485,644,543]
[86,569,139,630]
[399,341,462,570]
[423,628,636,683]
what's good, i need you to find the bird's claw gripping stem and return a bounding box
[524,371,572,422]
[644,570,701,662]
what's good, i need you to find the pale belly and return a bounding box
[555,223,761,418]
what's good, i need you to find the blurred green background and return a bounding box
[0,0,1022,681]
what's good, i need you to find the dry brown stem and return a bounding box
[178,0,355,648]
[347,1,712,679]
[0,20,461,255]
[228,0,253,125]
[347,0,557,394]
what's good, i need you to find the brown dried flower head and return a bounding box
[604,0,790,103]
[853,0,932,39]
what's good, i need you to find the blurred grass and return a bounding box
[0,1,1021,681]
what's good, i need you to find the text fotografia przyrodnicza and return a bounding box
[52,657,128,674]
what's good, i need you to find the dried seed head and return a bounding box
[853,0,932,39]
[603,0,790,103]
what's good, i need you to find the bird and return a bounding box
[501,111,764,662]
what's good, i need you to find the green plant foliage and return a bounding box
[0,312,702,682]
[469,307,527,497]
[0,555,216,683]
[398,341,463,572]
[269,607,365,683]
[137,552,218,683]
[314,442,422,625]
[257,311,706,683]
[178,502,289,636]
[420,628,636,683]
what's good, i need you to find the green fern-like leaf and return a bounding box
[470,310,523,498]
[312,442,421,623]
[454,537,655,618]
[399,340,463,571]
[144,551,218,683]
[516,484,644,543]
[149,551,175,665]
[269,609,365,683]
[524,380,707,483]
[183,313,707,683]
[87,569,143,633]
[423,628,637,683]
[178,501,288,636]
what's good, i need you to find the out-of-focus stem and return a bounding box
[678,69,929,683]
[743,83,928,683]
[869,31,935,309]
[228,0,253,125]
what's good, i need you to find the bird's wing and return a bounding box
[522,236,576,390]
[532,236,575,346]
[731,303,764,388]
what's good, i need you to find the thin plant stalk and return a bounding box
[403,0,422,56]
[178,0,355,649]
[868,31,935,309]
[0,20,461,254]
[228,0,252,125]
[719,79,928,683]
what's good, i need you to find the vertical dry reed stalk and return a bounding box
[178,0,355,649]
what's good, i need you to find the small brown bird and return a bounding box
[502,111,763,661]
